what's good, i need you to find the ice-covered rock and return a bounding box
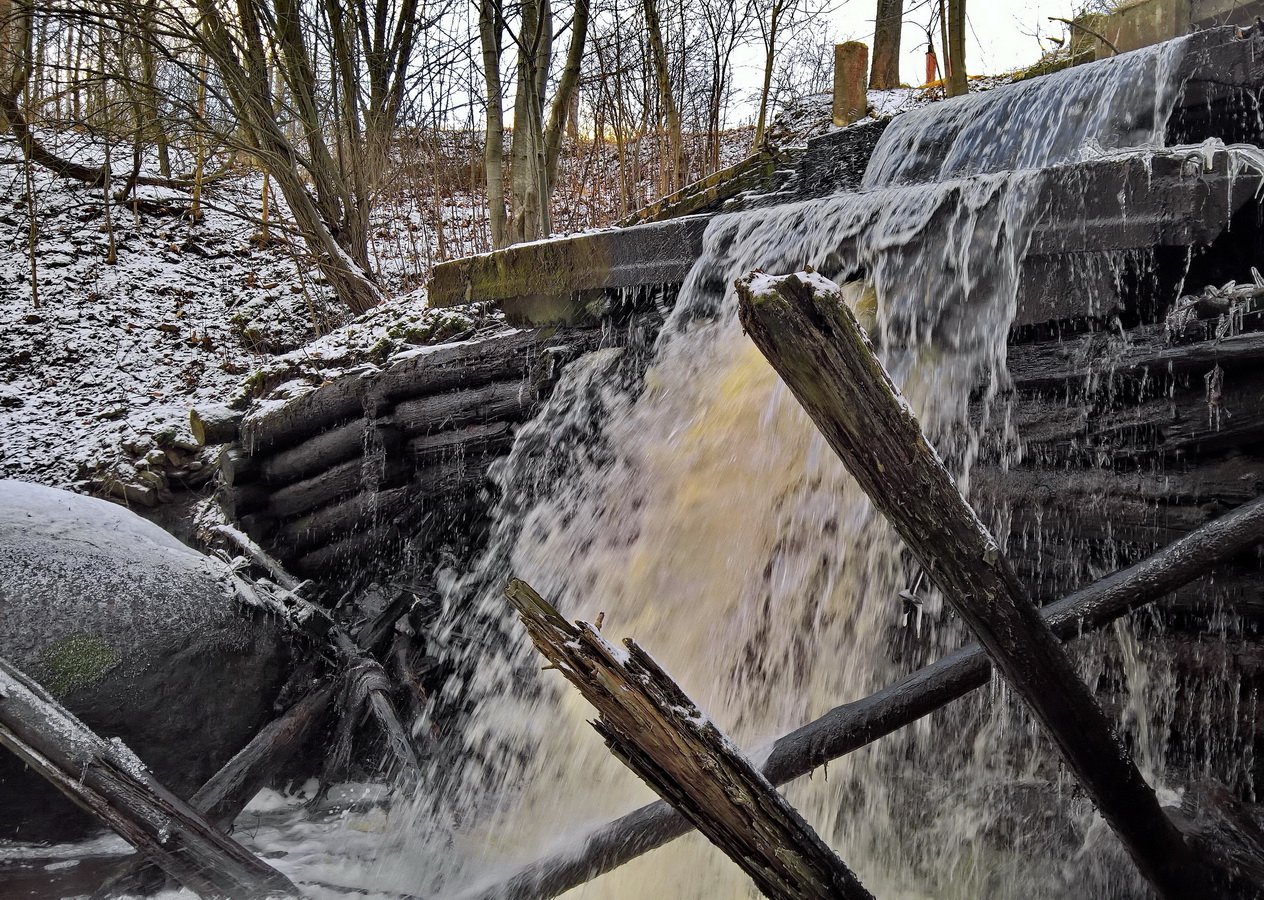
[0,481,289,840]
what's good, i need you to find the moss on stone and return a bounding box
[39,633,123,698]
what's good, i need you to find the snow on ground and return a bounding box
[0,122,767,510]
[0,134,496,508]
[0,138,340,497]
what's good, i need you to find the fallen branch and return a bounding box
[215,527,422,782]
[736,270,1206,898]
[92,683,335,899]
[0,656,298,900]
[505,579,874,900]
[0,90,200,191]
[454,453,1264,900]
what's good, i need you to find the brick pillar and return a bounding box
[833,42,869,127]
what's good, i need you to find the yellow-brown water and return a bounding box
[370,38,1208,900]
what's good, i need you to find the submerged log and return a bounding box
[505,579,874,900]
[0,656,298,900]
[461,486,1264,900]
[737,270,1205,899]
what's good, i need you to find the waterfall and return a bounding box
[375,39,1213,900]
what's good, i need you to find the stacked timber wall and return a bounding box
[215,326,606,579]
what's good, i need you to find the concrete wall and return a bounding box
[1087,0,1264,59]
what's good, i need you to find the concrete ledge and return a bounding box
[428,216,710,326]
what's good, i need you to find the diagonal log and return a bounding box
[734,270,1207,898]
[92,683,336,899]
[0,656,299,900]
[457,495,1264,900]
[504,579,874,900]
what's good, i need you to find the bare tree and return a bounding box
[869,0,901,89]
[479,0,590,245]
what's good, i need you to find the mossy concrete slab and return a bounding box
[429,216,710,326]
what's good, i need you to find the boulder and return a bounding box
[0,481,289,841]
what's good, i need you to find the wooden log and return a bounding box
[291,525,405,578]
[286,457,496,575]
[93,684,335,900]
[1015,367,1264,466]
[254,419,402,487]
[1169,780,1264,894]
[191,405,244,447]
[209,528,421,784]
[392,379,537,436]
[0,657,298,900]
[505,579,874,900]
[217,482,271,520]
[972,456,1264,551]
[405,421,514,465]
[275,486,414,555]
[218,445,258,487]
[366,328,545,409]
[1008,325,1264,395]
[460,493,1264,900]
[239,365,375,455]
[736,270,1206,899]
[267,457,411,519]
[240,330,548,454]
[237,512,278,545]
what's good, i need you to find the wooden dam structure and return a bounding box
[215,25,1264,586]
[194,29,1264,892]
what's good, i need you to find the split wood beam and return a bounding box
[0,656,299,900]
[505,578,874,900]
[735,270,1208,899]
[459,494,1264,900]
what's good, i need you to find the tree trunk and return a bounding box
[543,0,590,192]
[870,0,902,90]
[478,0,508,247]
[945,0,967,96]
[736,270,1208,900]
[643,0,683,194]
[509,0,554,244]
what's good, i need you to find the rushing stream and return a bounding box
[7,34,1255,900]
[363,36,1205,900]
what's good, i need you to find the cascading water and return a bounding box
[363,36,1235,900]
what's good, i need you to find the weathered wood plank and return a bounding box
[505,579,874,900]
[736,270,1207,899]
